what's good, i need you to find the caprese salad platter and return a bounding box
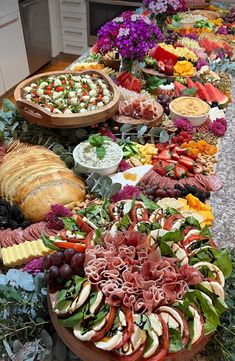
[14,70,120,128]
[43,196,231,361]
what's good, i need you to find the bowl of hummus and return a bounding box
[169,97,210,126]
[73,139,123,176]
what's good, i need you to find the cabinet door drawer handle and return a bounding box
[63,16,82,21]
[65,44,83,49]
[0,17,18,29]
[62,1,81,5]
[64,30,83,35]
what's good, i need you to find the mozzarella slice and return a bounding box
[193,261,225,287]
[95,332,123,350]
[167,242,188,265]
[200,281,225,300]
[90,291,104,314]
[69,282,91,313]
[158,306,184,334]
[74,317,107,341]
[143,329,159,358]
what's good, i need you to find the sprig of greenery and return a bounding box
[88,134,111,160]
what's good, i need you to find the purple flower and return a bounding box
[217,26,228,35]
[182,32,199,40]
[118,159,131,172]
[46,204,72,230]
[97,11,162,60]
[143,0,186,15]
[208,118,227,137]
[23,257,43,275]
[196,58,209,71]
[111,185,140,202]
[173,117,193,132]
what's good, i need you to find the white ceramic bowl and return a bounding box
[169,97,210,127]
[73,141,123,176]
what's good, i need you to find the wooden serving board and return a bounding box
[14,70,120,129]
[48,293,211,361]
[142,68,196,79]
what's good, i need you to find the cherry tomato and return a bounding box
[98,94,103,101]
[45,90,52,95]
[75,215,93,233]
[163,214,183,230]
[34,96,39,102]
[46,86,52,90]
[130,205,149,223]
[56,86,64,92]
[61,80,66,85]
[91,307,116,342]
[114,307,134,350]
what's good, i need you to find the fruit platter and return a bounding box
[0,2,235,361]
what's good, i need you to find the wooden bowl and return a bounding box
[48,294,212,361]
[14,70,120,129]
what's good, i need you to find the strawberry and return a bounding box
[164,64,174,75]
[171,150,180,161]
[158,149,172,160]
[174,164,188,179]
[158,60,165,72]
[167,144,177,150]
[179,158,194,171]
[154,166,168,176]
[123,78,131,89]
[156,143,168,151]
[174,146,188,155]
[162,160,177,167]
[193,163,204,174]
[129,77,141,93]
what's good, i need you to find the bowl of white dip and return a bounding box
[73,139,123,176]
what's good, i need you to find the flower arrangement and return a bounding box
[97,11,162,60]
[173,117,193,132]
[208,118,228,137]
[143,0,186,15]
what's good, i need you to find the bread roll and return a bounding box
[0,146,85,222]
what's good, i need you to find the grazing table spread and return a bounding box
[0,3,235,361]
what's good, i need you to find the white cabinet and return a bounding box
[0,67,5,96]
[0,10,29,92]
[59,0,88,55]
[48,0,63,57]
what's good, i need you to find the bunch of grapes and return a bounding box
[43,249,85,289]
[139,184,180,202]
[163,31,179,45]
[157,94,172,115]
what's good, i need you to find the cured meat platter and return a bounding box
[14,70,120,128]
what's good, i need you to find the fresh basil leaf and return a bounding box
[167,207,180,215]
[94,228,104,245]
[169,328,184,352]
[161,230,183,243]
[119,215,131,230]
[160,240,176,257]
[200,225,212,239]
[195,285,228,316]
[96,146,105,160]
[89,134,104,147]
[214,249,232,279]
[184,289,219,335]
[184,216,201,229]
[147,76,166,90]
[140,193,160,212]
[60,217,79,231]
[138,222,152,234]
[41,233,61,251]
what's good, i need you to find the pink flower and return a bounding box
[45,204,72,230]
[111,185,140,202]
[118,159,131,172]
[208,118,227,137]
[173,117,193,132]
[100,129,116,141]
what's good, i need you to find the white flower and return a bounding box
[131,14,139,21]
[143,16,151,24]
[118,28,130,37]
[115,16,124,23]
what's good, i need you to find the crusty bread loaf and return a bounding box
[0,146,85,222]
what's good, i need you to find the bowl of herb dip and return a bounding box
[73,135,123,176]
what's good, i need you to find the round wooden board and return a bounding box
[14,70,120,129]
[112,114,163,127]
[48,294,212,361]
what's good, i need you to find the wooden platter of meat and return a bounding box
[142,68,196,80]
[14,70,120,128]
[112,97,164,126]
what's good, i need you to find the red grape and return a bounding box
[59,264,74,280]
[51,251,64,266]
[42,254,52,270]
[64,248,76,263]
[155,189,167,198]
[48,265,59,279]
[71,253,85,269]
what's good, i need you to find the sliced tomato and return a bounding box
[54,241,86,252]
[59,229,85,243]
[163,214,183,230]
[75,215,93,233]
[210,239,218,249]
[91,307,116,342]
[183,235,209,248]
[85,230,95,248]
[130,205,149,223]
[116,342,146,361]
[173,309,189,347]
[142,316,169,361]
[182,226,196,236]
[114,307,134,350]
[109,203,118,220]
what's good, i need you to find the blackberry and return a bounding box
[9,204,22,219]
[0,198,10,211]
[8,219,19,229]
[21,220,31,229]
[0,206,8,216]
[14,213,25,223]
[0,216,9,228]
[211,101,218,108]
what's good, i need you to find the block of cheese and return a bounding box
[1,239,52,267]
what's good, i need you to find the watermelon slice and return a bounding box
[129,77,141,93]
[174,81,187,97]
[153,45,178,65]
[186,78,197,89]
[204,83,228,107]
[195,82,211,103]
